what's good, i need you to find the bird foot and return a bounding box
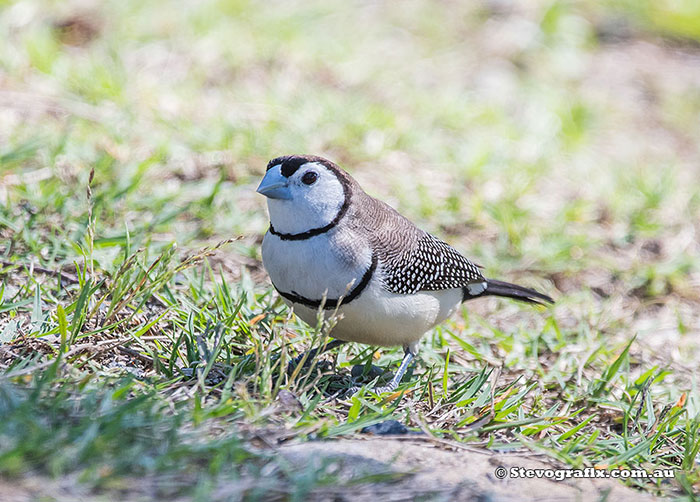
[370,383,400,395]
[344,349,415,398]
[344,381,399,398]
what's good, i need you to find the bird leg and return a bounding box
[346,347,416,396]
[372,348,415,394]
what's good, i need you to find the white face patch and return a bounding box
[266,162,346,235]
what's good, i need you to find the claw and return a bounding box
[345,385,362,397]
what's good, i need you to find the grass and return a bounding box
[1,0,700,500]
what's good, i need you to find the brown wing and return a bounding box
[350,192,485,295]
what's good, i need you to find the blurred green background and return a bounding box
[2,0,699,352]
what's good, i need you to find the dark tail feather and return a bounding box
[464,279,554,305]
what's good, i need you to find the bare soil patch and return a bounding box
[281,438,660,501]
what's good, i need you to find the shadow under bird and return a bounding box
[257,155,553,393]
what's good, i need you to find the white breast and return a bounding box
[263,229,464,349]
[261,229,372,300]
[307,275,463,348]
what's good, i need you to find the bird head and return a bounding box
[257,155,350,235]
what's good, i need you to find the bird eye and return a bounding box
[301,171,318,185]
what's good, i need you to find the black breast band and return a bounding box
[274,253,377,309]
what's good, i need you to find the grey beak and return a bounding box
[256,167,292,200]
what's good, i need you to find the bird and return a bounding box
[257,154,553,393]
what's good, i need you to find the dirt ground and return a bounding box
[281,438,660,501]
[1,436,661,501]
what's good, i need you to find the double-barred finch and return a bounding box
[257,155,553,392]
